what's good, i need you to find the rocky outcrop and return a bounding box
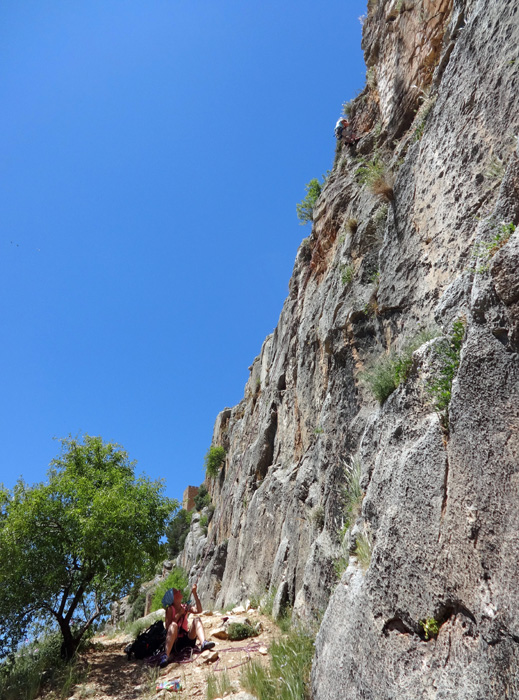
[178,0,519,696]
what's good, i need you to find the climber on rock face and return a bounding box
[335,116,360,146]
[163,583,215,658]
[335,116,349,141]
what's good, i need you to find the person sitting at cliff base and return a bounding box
[162,583,215,660]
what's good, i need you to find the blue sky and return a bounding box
[0,1,367,506]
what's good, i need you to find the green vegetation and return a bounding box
[0,435,174,661]
[342,457,363,532]
[150,566,190,612]
[240,627,315,700]
[472,221,516,272]
[166,508,193,557]
[194,483,212,511]
[484,155,505,180]
[420,617,440,640]
[356,155,385,185]
[205,445,226,479]
[227,621,259,641]
[362,329,438,404]
[354,530,373,571]
[314,426,324,435]
[334,550,349,579]
[200,513,209,535]
[0,631,87,700]
[207,670,233,700]
[426,319,466,418]
[126,584,147,623]
[335,457,363,579]
[341,263,355,286]
[356,155,394,201]
[373,204,388,228]
[310,505,325,531]
[296,177,324,225]
[366,66,377,89]
[413,97,435,141]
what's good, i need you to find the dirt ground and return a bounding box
[48,608,279,700]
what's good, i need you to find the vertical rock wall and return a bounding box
[179,0,519,695]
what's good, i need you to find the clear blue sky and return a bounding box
[0,1,367,505]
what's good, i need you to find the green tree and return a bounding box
[296,178,322,224]
[0,435,176,660]
[204,446,226,479]
[165,508,193,558]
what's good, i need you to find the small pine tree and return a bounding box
[296,178,322,224]
[205,446,226,478]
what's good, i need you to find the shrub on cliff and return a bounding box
[362,329,438,404]
[0,435,175,661]
[165,508,193,557]
[426,318,466,426]
[194,483,212,510]
[296,178,322,224]
[205,445,226,478]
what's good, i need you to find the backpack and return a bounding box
[125,620,166,660]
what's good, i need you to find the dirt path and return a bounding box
[51,609,278,700]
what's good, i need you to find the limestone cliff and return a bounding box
[178,0,519,696]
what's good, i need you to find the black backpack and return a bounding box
[125,620,166,660]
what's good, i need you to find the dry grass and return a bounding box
[346,217,358,233]
[369,173,394,202]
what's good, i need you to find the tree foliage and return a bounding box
[0,435,176,660]
[194,483,212,511]
[204,446,226,479]
[296,178,322,225]
[165,508,193,558]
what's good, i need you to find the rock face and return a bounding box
[178,0,519,696]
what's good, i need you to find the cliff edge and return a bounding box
[179,0,519,697]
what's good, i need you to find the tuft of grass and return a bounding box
[341,263,355,286]
[369,173,394,201]
[356,156,385,185]
[310,505,325,531]
[342,457,363,531]
[361,329,438,404]
[207,670,233,700]
[471,220,516,273]
[484,155,505,181]
[413,97,436,142]
[205,445,226,478]
[366,66,377,89]
[356,155,394,201]
[346,217,358,233]
[260,590,275,617]
[240,627,314,700]
[426,319,466,424]
[373,204,388,228]
[354,530,373,571]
